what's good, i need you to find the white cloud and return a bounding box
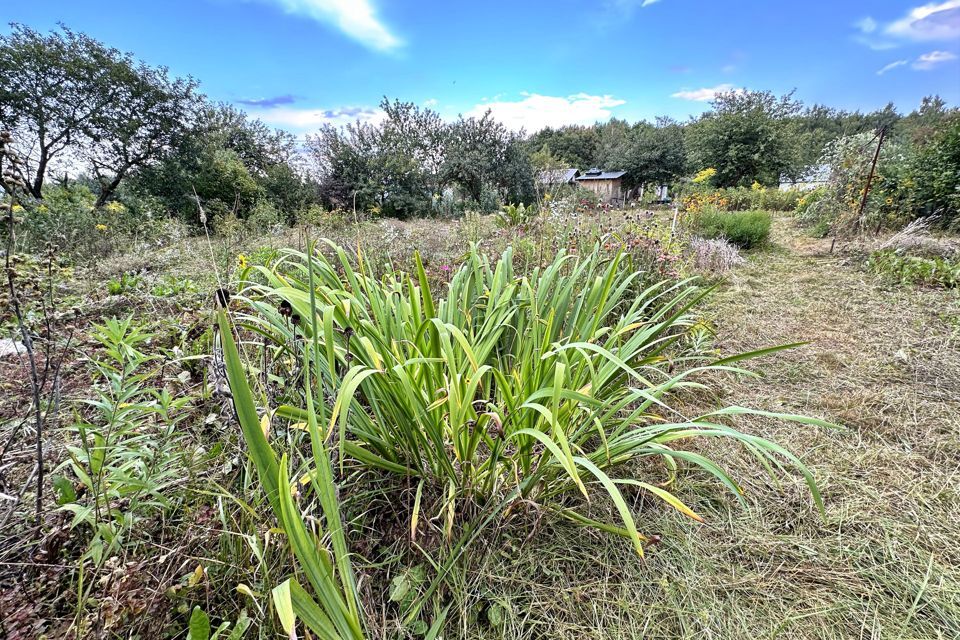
[670,84,744,102]
[886,1,960,41]
[464,93,626,132]
[247,105,385,134]
[912,49,958,69]
[855,16,878,33]
[251,0,401,51]
[641,0,662,6]
[876,59,909,74]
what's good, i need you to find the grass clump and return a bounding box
[219,239,830,635]
[689,209,772,249]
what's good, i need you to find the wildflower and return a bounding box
[96,224,108,232]
[105,201,126,214]
[11,204,24,213]
[692,168,717,184]
[237,254,248,269]
[885,197,894,205]
[439,264,451,273]
[751,181,763,192]
[278,299,292,318]
[38,204,48,213]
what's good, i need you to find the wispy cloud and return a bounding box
[876,50,958,74]
[886,0,960,41]
[876,59,908,75]
[855,1,960,48]
[244,104,385,133]
[641,0,662,6]
[912,49,958,69]
[670,84,743,102]
[466,93,626,132]
[235,94,298,107]
[249,0,401,51]
[855,16,878,33]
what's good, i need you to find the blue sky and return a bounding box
[4,0,960,135]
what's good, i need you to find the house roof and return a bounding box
[538,168,580,184]
[577,168,626,181]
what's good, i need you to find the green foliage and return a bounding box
[686,90,803,188]
[227,242,826,566]
[689,209,772,248]
[216,308,365,639]
[0,24,197,204]
[597,117,688,189]
[868,249,960,288]
[309,99,533,217]
[57,317,190,565]
[904,116,960,227]
[496,202,532,227]
[185,606,251,640]
[245,200,286,231]
[150,275,199,297]
[106,271,142,296]
[720,186,803,211]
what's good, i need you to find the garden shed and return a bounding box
[576,168,627,204]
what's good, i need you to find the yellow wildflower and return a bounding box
[237,254,249,269]
[96,224,108,232]
[692,168,717,184]
[11,204,24,213]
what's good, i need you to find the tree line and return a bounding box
[1,24,956,225]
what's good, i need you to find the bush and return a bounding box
[689,209,772,248]
[246,199,286,231]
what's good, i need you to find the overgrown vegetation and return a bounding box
[1,20,959,640]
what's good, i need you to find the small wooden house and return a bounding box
[576,168,627,204]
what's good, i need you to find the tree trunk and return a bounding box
[94,171,125,208]
[29,147,48,199]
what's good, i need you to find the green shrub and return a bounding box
[246,200,286,231]
[868,249,960,288]
[689,209,772,248]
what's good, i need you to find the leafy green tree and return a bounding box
[308,99,445,217]
[84,61,196,207]
[0,24,197,204]
[526,125,601,169]
[598,118,687,190]
[442,110,534,210]
[686,90,803,187]
[134,103,310,220]
[0,25,125,198]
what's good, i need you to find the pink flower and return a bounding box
[440,265,452,272]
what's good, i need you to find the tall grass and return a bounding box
[218,240,831,633]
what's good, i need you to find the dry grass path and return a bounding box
[476,216,960,639]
